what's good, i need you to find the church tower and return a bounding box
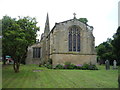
[44,13,50,37]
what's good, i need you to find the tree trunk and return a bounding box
[3,56,6,65]
[13,60,20,73]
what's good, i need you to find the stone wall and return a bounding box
[50,19,96,54]
[49,19,96,66]
[26,43,41,64]
[51,53,96,66]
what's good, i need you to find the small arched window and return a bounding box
[68,25,80,52]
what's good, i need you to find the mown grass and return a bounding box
[0,62,2,89]
[2,64,118,88]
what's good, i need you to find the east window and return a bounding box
[69,25,80,52]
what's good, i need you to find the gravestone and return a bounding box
[113,60,117,69]
[105,60,110,70]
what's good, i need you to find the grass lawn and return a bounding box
[2,64,118,88]
[0,62,2,89]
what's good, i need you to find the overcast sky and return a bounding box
[0,0,119,46]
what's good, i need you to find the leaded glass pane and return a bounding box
[69,34,72,51]
[73,34,76,51]
[77,34,80,52]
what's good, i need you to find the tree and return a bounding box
[2,16,39,73]
[78,18,88,24]
[17,16,39,64]
[111,26,120,65]
[96,39,116,65]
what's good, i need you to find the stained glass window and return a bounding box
[68,26,80,52]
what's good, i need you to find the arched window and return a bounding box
[68,26,80,52]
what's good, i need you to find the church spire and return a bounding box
[44,13,50,36]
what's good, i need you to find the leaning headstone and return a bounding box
[105,60,110,70]
[113,60,117,69]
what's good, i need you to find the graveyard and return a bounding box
[2,64,118,88]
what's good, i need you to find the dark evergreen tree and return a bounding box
[111,26,120,65]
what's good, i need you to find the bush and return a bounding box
[81,63,98,70]
[44,64,47,67]
[44,62,53,69]
[68,64,76,69]
[82,64,89,70]
[55,64,64,69]
[64,62,76,69]
[88,64,98,70]
[45,61,98,70]
[76,64,83,69]
[64,62,71,69]
[48,59,52,65]
[46,64,52,69]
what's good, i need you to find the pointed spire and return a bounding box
[44,13,50,36]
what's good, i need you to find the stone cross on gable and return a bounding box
[73,13,76,19]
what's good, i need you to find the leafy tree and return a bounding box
[17,16,39,64]
[111,26,120,65]
[78,18,88,24]
[96,39,116,65]
[2,16,39,73]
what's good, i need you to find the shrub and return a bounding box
[68,64,76,69]
[76,64,83,69]
[82,64,89,70]
[46,64,52,69]
[64,62,71,69]
[55,64,64,69]
[44,62,53,69]
[88,64,98,70]
[44,61,98,70]
[48,59,52,65]
[64,62,71,66]
[44,64,46,67]
[81,63,98,70]
[64,62,76,69]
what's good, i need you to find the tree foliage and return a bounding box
[96,38,116,65]
[78,18,88,24]
[111,26,120,64]
[96,26,120,65]
[2,16,39,72]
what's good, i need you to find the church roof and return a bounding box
[50,18,88,34]
[46,17,93,38]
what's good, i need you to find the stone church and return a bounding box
[26,13,97,66]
